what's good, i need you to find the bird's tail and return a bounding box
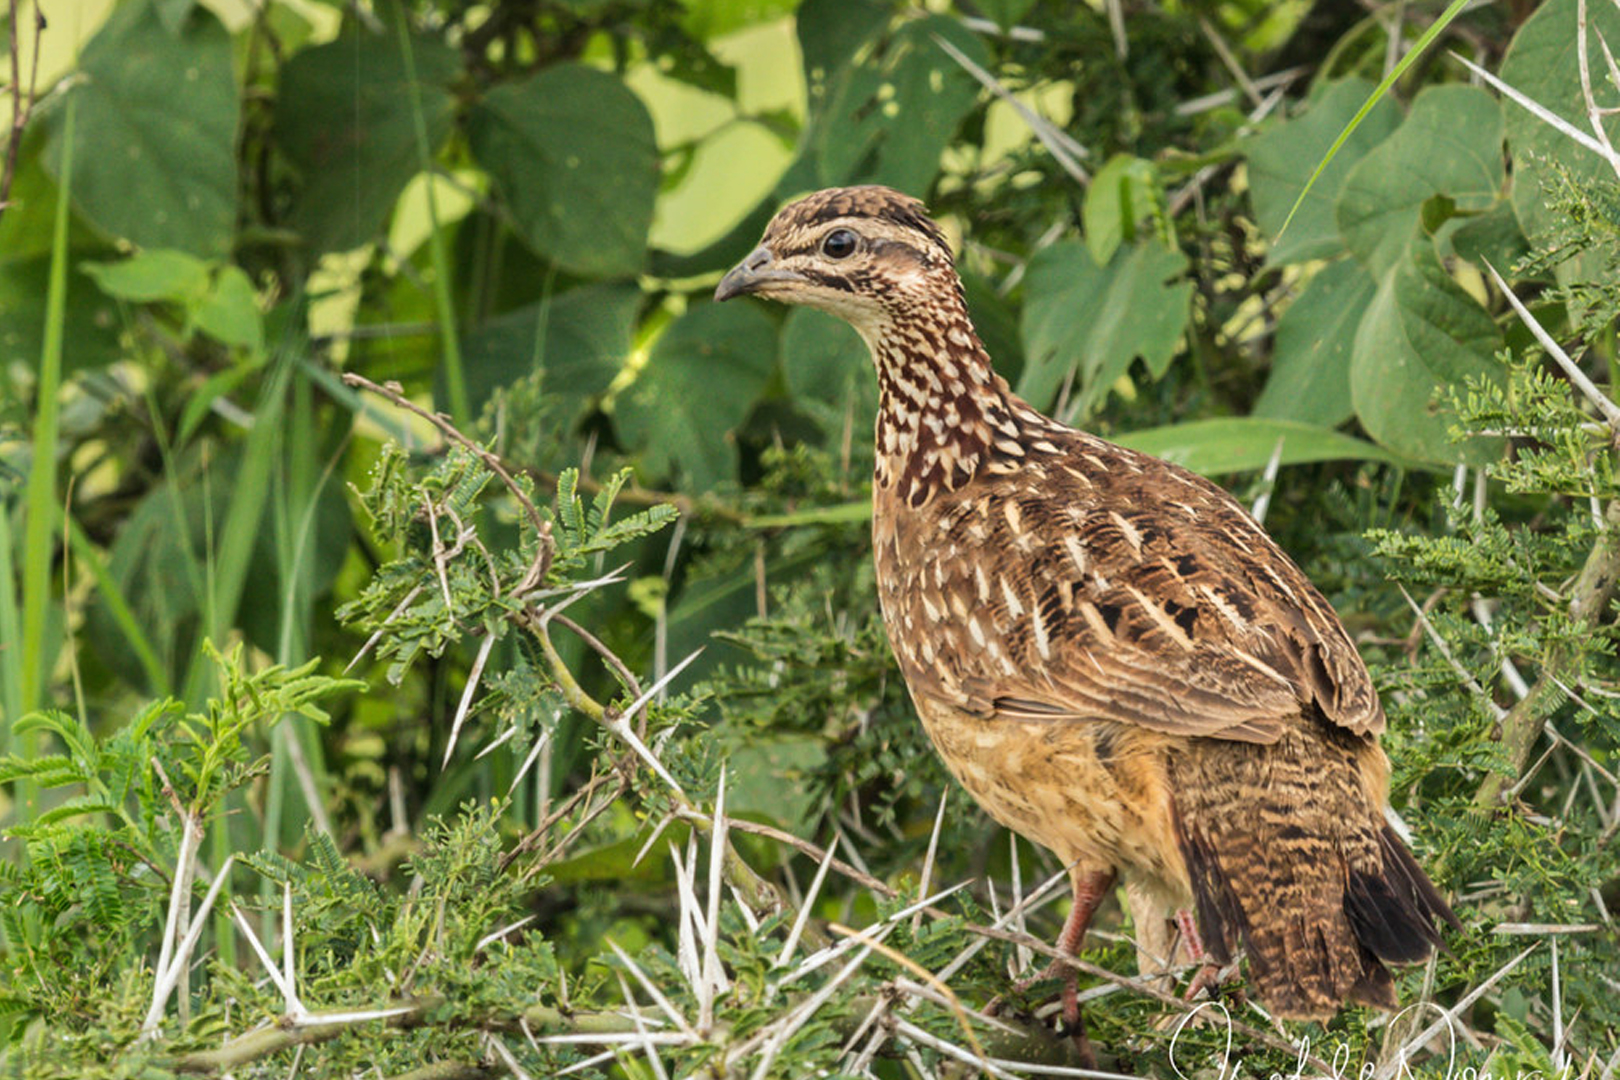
[1173,733,1460,1020]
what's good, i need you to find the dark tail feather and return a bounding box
[1177,819,1456,1019]
[1345,825,1460,963]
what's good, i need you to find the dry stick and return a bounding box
[1578,0,1620,184]
[552,612,643,702]
[0,0,42,218]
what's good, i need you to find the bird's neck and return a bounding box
[866,298,1024,508]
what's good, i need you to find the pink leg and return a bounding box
[1050,869,1116,1066]
[1174,908,1223,1002]
[1053,870,1115,1024]
[987,868,1116,1065]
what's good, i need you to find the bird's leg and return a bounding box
[986,867,1115,1044]
[1174,908,1225,1003]
[1050,869,1116,1031]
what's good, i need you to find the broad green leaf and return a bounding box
[468,65,659,278]
[0,129,103,268]
[1082,154,1158,266]
[81,250,210,303]
[682,0,801,40]
[780,307,875,431]
[1500,0,1620,285]
[810,15,988,195]
[191,265,263,352]
[1269,0,1474,246]
[81,252,262,352]
[727,738,828,828]
[1336,85,1503,276]
[798,0,890,109]
[1254,259,1376,427]
[615,302,776,492]
[1246,78,1401,265]
[459,284,639,420]
[274,25,461,255]
[1116,417,1402,475]
[0,257,122,373]
[1449,200,1531,271]
[1349,247,1503,465]
[48,0,238,257]
[1018,239,1191,417]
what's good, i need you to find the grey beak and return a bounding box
[714,245,803,302]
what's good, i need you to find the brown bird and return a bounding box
[715,185,1458,1038]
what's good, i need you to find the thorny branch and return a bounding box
[1472,263,1620,808]
[344,375,786,918]
[1475,496,1620,808]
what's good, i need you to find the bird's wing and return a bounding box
[918,451,1384,746]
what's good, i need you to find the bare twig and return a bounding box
[0,0,43,220]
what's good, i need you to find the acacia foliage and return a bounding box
[0,0,1617,1075]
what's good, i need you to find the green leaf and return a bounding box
[1115,417,1403,475]
[459,284,639,419]
[81,249,209,303]
[0,257,121,373]
[468,65,659,278]
[780,307,875,429]
[1349,246,1503,465]
[191,265,262,352]
[1018,240,1191,417]
[1336,84,1504,276]
[1269,0,1473,246]
[615,301,777,492]
[798,0,891,113]
[1246,78,1402,265]
[1500,0,1620,284]
[810,15,988,195]
[1253,258,1377,427]
[1082,154,1159,266]
[49,0,237,257]
[273,24,461,255]
[1449,200,1531,271]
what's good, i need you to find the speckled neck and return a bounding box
[868,288,1024,508]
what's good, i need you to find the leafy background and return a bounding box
[0,0,1618,1076]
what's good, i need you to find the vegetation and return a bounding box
[0,0,1617,1075]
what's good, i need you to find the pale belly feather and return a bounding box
[911,692,1193,914]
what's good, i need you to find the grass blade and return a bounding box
[1276,0,1472,240]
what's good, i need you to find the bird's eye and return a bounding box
[821,229,858,259]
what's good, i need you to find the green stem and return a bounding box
[15,86,75,816]
[394,3,469,428]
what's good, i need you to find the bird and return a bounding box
[714,185,1459,1044]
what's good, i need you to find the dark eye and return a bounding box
[821,229,858,259]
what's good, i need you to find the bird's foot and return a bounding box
[1171,908,1242,1009]
[984,957,1095,1069]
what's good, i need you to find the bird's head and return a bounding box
[714,185,960,344]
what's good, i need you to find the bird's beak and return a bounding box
[714,245,803,302]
